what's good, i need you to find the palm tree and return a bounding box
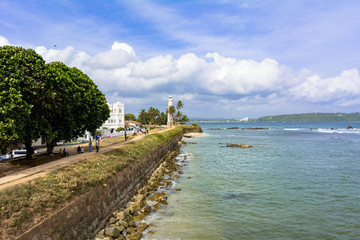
[176,100,183,111]
[148,107,160,125]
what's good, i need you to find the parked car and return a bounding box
[6,149,41,159]
[0,156,7,161]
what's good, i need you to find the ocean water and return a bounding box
[143,122,360,240]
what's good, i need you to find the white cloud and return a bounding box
[0,36,10,46]
[32,41,360,111]
[199,54,288,95]
[35,46,91,69]
[289,68,360,104]
[111,42,136,56]
[3,36,360,117]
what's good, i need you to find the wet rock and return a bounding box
[240,144,253,148]
[347,125,353,129]
[127,232,142,240]
[152,203,161,211]
[228,144,240,147]
[133,212,146,221]
[126,227,136,235]
[136,222,148,233]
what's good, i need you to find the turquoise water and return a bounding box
[143,122,360,240]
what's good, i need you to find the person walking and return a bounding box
[124,131,127,141]
[96,139,99,152]
[89,139,93,152]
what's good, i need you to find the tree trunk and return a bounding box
[46,139,57,154]
[24,137,33,160]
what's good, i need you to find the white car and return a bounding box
[6,149,41,159]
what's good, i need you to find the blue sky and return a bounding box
[1,0,360,118]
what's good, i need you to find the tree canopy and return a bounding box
[125,113,136,121]
[0,46,48,158]
[42,62,109,153]
[0,46,109,159]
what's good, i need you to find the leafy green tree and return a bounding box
[137,109,149,125]
[148,107,160,125]
[0,46,47,159]
[157,111,167,125]
[125,113,136,121]
[43,62,109,154]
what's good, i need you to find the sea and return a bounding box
[143,122,360,240]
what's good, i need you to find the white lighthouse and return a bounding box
[167,95,174,127]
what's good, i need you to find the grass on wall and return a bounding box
[0,126,192,236]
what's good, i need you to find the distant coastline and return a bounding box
[255,112,360,122]
[190,112,360,123]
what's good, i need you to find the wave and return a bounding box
[284,128,305,131]
[316,128,360,134]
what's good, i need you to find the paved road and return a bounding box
[0,128,172,190]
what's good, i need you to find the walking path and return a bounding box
[0,128,173,191]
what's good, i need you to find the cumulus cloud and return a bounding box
[198,53,289,95]
[0,36,11,46]
[35,46,91,69]
[289,68,360,104]
[2,35,360,117]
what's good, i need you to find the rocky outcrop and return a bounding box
[241,127,268,130]
[226,143,253,148]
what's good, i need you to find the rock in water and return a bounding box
[240,144,253,148]
[228,144,240,147]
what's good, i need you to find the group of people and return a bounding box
[138,128,149,135]
[58,136,101,157]
[77,146,85,153]
[59,148,69,157]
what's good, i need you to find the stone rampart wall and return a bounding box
[17,130,184,240]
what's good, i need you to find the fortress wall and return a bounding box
[17,130,185,240]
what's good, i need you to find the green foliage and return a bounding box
[137,109,149,125]
[125,113,136,121]
[256,112,360,122]
[116,127,125,132]
[176,100,183,111]
[0,46,109,158]
[43,63,110,154]
[0,46,47,159]
[137,107,168,125]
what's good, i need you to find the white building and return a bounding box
[102,101,125,131]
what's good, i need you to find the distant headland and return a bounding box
[255,112,360,122]
[190,112,360,123]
